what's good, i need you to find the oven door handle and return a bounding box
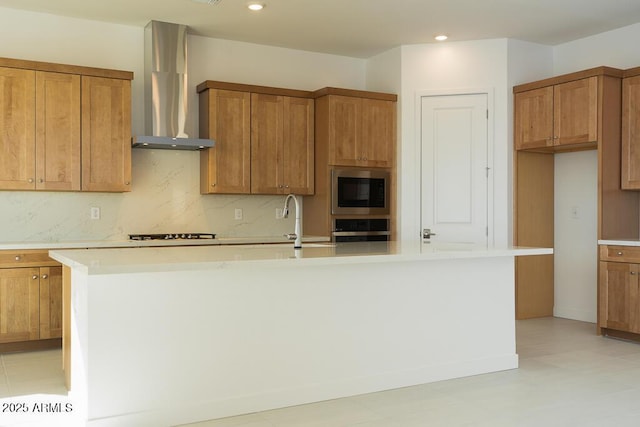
[332,231,391,237]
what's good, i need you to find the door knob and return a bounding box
[423,228,437,240]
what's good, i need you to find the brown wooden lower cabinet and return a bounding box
[0,267,40,343]
[599,245,640,338]
[0,250,62,351]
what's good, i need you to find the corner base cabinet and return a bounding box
[599,245,640,340]
[0,250,62,351]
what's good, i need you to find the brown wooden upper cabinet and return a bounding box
[0,68,80,191]
[251,94,314,195]
[0,58,133,192]
[199,88,251,194]
[325,95,395,168]
[81,76,132,192]
[515,76,598,151]
[198,81,314,195]
[622,70,640,189]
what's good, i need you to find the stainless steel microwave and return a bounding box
[331,168,390,215]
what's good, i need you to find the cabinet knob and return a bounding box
[39,178,44,183]
[125,181,130,185]
[41,274,48,279]
[32,275,38,280]
[617,251,624,256]
[631,272,637,275]
[15,255,21,261]
[28,178,34,183]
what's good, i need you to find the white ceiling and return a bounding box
[2,0,640,58]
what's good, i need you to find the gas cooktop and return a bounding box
[128,233,216,241]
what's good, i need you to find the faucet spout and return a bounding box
[283,194,302,249]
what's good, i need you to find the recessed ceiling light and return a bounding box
[248,2,265,11]
[435,34,448,41]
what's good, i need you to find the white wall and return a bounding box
[553,23,640,74]
[0,7,366,242]
[554,151,598,322]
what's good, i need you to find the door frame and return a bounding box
[414,88,495,246]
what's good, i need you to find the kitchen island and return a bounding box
[50,241,551,427]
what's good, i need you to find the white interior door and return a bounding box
[421,93,489,245]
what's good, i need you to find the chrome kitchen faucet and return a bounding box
[283,194,302,249]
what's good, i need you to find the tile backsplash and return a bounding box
[0,149,297,242]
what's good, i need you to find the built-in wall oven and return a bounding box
[330,167,391,242]
[332,218,390,242]
[331,168,389,215]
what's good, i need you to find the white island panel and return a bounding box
[50,243,548,426]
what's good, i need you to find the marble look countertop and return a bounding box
[49,241,553,275]
[598,239,640,247]
[0,235,330,251]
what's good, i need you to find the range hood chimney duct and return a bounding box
[133,20,214,150]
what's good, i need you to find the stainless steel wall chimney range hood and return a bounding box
[132,21,214,150]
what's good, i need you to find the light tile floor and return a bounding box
[0,348,66,398]
[182,318,640,427]
[2,318,640,426]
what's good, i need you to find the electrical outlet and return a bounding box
[276,208,284,219]
[234,208,243,220]
[90,207,101,220]
[570,206,579,219]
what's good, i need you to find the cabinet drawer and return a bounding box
[0,250,60,268]
[600,245,640,263]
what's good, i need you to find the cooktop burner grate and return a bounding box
[128,233,216,241]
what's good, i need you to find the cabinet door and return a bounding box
[600,262,640,333]
[514,87,553,150]
[328,96,361,166]
[553,77,598,147]
[0,268,40,343]
[251,93,284,194]
[81,76,132,192]
[39,266,62,339]
[200,89,251,194]
[283,97,314,195]
[35,72,81,191]
[622,75,640,189]
[361,98,395,168]
[0,67,36,190]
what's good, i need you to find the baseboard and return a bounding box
[87,353,519,427]
[0,338,62,354]
[553,307,596,323]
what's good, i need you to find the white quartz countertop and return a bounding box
[0,235,329,251]
[49,241,552,275]
[598,239,640,247]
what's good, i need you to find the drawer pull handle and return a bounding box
[15,255,21,261]
[32,275,38,280]
[41,274,48,279]
[617,252,623,256]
